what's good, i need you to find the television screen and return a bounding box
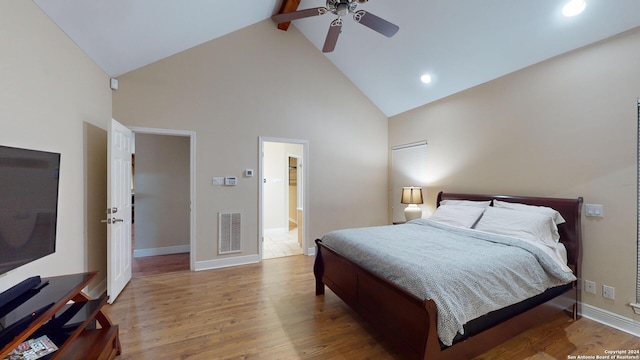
[0,145,60,275]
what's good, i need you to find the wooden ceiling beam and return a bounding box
[276,0,301,31]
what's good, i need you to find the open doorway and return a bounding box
[129,128,196,276]
[260,138,309,259]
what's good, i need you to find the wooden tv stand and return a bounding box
[0,272,121,359]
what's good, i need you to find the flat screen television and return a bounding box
[0,145,60,276]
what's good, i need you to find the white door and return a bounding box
[106,118,133,303]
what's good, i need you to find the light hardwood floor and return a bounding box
[132,253,189,277]
[104,255,638,359]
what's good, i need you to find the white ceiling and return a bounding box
[33,0,640,117]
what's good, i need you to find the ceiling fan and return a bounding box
[272,0,399,53]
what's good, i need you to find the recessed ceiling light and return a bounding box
[562,0,586,17]
[420,74,432,84]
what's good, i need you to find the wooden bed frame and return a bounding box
[314,191,583,360]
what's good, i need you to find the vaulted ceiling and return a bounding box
[34,0,640,116]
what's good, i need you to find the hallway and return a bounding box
[263,228,301,259]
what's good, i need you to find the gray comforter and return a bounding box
[320,219,577,346]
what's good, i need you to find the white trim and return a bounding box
[133,245,190,258]
[580,302,640,337]
[85,278,107,300]
[258,137,310,259]
[129,126,197,271]
[637,98,640,303]
[194,254,260,271]
[391,140,427,151]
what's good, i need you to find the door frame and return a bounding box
[259,137,311,258]
[287,154,302,230]
[129,126,197,271]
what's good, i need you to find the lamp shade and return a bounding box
[401,187,423,205]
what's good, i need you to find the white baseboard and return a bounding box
[194,254,260,271]
[85,277,106,299]
[581,302,640,337]
[133,245,190,258]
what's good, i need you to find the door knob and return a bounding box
[101,218,123,224]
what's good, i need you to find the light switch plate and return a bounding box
[212,177,224,186]
[585,204,603,217]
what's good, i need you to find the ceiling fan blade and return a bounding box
[322,19,343,53]
[272,7,327,24]
[353,10,399,37]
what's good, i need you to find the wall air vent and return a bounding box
[219,211,242,254]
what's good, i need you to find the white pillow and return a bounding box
[473,207,560,247]
[428,205,486,228]
[493,200,566,225]
[439,199,492,208]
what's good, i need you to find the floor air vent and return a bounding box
[219,211,242,254]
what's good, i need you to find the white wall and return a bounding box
[263,141,303,234]
[263,141,288,233]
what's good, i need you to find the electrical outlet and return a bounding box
[584,280,596,294]
[602,285,615,300]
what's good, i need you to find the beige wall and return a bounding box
[113,20,389,266]
[389,27,640,319]
[2,0,637,327]
[83,123,108,293]
[0,1,111,293]
[134,134,190,254]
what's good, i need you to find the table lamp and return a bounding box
[401,186,423,221]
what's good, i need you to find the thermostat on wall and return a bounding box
[225,176,237,186]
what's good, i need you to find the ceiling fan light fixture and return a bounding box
[275,0,399,53]
[337,4,349,17]
[562,0,586,17]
